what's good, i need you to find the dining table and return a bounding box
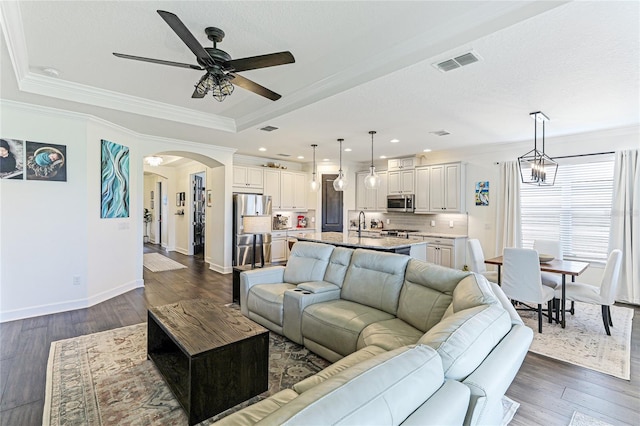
[484,255,590,328]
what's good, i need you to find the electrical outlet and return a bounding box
[386,219,390,225]
[311,217,315,223]
[73,275,81,286]
[430,220,436,227]
[449,220,454,228]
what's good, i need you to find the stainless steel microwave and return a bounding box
[387,195,415,212]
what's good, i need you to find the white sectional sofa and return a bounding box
[220,242,532,425]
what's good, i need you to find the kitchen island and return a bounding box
[294,232,426,256]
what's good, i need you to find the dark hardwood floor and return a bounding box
[0,245,638,425]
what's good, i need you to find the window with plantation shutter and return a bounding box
[520,155,615,262]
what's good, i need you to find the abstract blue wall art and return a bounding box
[101,139,130,218]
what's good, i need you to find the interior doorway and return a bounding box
[322,173,343,232]
[192,172,206,257]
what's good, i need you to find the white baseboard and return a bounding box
[0,279,144,323]
[209,262,231,274]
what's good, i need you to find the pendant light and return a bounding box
[363,130,380,190]
[309,144,319,192]
[333,138,347,191]
[517,111,558,186]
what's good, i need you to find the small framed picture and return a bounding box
[207,190,212,207]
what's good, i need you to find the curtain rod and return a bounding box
[551,151,615,160]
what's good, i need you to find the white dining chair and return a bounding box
[502,248,555,333]
[554,249,622,336]
[467,239,499,283]
[533,239,563,289]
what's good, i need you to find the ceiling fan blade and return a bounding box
[230,73,281,101]
[191,87,206,98]
[224,51,295,72]
[113,53,204,70]
[157,10,214,67]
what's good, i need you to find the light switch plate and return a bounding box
[430,220,436,227]
[449,220,454,228]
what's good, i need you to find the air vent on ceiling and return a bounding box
[277,153,291,157]
[433,51,481,72]
[430,130,451,136]
[260,125,279,132]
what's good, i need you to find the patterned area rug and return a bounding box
[569,411,615,426]
[143,253,187,272]
[44,323,520,425]
[520,301,633,380]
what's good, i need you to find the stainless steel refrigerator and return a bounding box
[233,193,272,266]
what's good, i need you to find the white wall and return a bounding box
[0,100,236,322]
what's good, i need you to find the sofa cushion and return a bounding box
[418,304,512,380]
[451,273,500,313]
[322,247,354,287]
[357,318,423,351]
[283,242,334,284]
[397,259,469,332]
[213,389,298,426]
[248,283,296,326]
[302,300,394,356]
[341,249,410,315]
[255,345,445,426]
[292,345,386,394]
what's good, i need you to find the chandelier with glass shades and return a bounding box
[518,111,558,186]
[145,156,163,167]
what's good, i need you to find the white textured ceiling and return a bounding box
[1,1,638,164]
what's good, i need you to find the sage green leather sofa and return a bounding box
[232,242,532,425]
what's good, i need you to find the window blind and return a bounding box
[520,156,615,262]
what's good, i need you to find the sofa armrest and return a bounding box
[282,286,341,344]
[402,380,470,426]
[240,266,286,316]
[297,281,339,293]
[462,324,533,426]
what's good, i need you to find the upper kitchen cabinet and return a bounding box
[356,170,387,210]
[280,171,307,210]
[263,169,281,209]
[388,157,419,171]
[428,162,465,212]
[233,165,264,190]
[388,169,415,195]
[414,167,430,212]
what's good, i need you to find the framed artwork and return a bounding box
[100,139,130,218]
[25,141,67,181]
[207,190,212,207]
[0,138,25,180]
[475,181,489,206]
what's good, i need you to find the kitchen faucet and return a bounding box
[357,211,366,237]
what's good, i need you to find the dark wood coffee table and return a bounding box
[147,299,269,425]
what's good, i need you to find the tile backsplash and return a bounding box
[348,211,468,236]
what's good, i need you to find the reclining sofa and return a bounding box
[218,242,533,425]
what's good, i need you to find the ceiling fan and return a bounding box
[113,10,295,101]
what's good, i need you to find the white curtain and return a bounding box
[609,149,639,305]
[496,161,522,253]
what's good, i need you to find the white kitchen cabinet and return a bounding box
[388,169,414,195]
[271,231,287,262]
[414,166,430,212]
[421,236,467,269]
[233,165,264,189]
[376,171,388,210]
[264,169,281,209]
[357,170,388,210]
[280,171,307,210]
[429,162,465,212]
[388,157,419,171]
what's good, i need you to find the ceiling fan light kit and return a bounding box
[333,139,347,191]
[113,10,294,102]
[518,111,558,186]
[364,130,380,190]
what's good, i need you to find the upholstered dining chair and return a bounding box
[554,249,623,336]
[533,239,563,289]
[467,239,499,283]
[502,248,555,333]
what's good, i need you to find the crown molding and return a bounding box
[0,1,29,82]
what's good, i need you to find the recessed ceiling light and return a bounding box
[390,139,400,143]
[423,149,432,153]
[258,147,267,152]
[297,155,304,159]
[344,148,352,152]
[379,155,387,159]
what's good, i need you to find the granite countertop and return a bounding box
[295,232,427,250]
[408,233,468,239]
